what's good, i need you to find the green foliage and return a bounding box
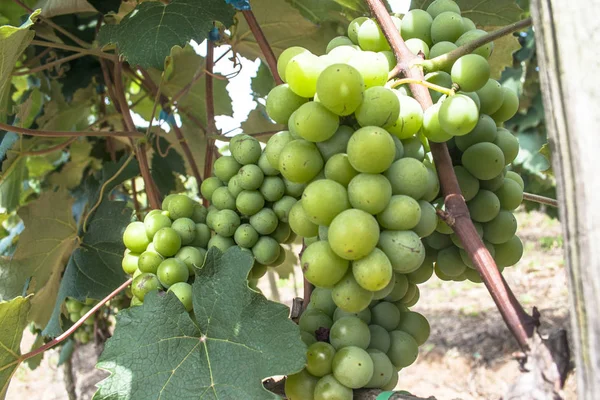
[151,137,186,195]
[286,0,368,24]
[0,296,30,400]
[95,247,306,400]
[410,0,524,26]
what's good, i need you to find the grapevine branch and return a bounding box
[366,0,536,350]
[29,40,116,60]
[203,39,218,180]
[12,52,88,76]
[241,10,283,85]
[0,121,143,138]
[523,192,559,207]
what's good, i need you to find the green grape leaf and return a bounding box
[286,0,368,24]
[0,189,78,327]
[36,83,94,131]
[15,88,44,129]
[0,10,39,122]
[0,151,27,213]
[514,129,550,174]
[251,61,275,99]
[233,0,340,61]
[24,333,44,370]
[95,247,306,400]
[0,296,30,400]
[48,139,97,189]
[0,133,18,161]
[240,104,284,140]
[57,338,75,366]
[151,136,186,196]
[486,28,521,79]
[147,45,233,127]
[0,1,37,26]
[43,201,130,337]
[273,246,299,280]
[35,0,97,17]
[98,0,235,69]
[410,0,523,26]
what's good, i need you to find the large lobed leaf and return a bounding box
[410,0,523,26]
[151,136,186,196]
[95,247,306,400]
[98,0,235,69]
[0,296,30,400]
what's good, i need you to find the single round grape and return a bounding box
[161,195,177,212]
[439,94,479,136]
[328,209,380,260]
[467,190,501,223]
[365,349,395,389]
[286,52,326,98]
[235,190,264,216]
[381,273,408,302]
[259,176,285,202]
[422,102,452,143]
[265,131,293,169]
[401,9,433,45]
[401,136,425,161]
[214,156,242,183]
[333,307,372,324]
[258,152,279,176]
[302,240,349,288]
[277,46,309,82]
[476,79,504,115]
[397,311,430,345]
[324,153,359,187]
[289,200,318,237]
[330,316,371,350]
[302,179,350,226]
[452,166,479,202]
[455,114,498,151]
[153,227,182,257]
[299,308,334,334]
[424,230,452,250]
[351,248,393,292]
[200,177,223,201]
[495,178,523,210]
[157,258,189,288]
[326,36,354,53]
[270,221,291,243]
[378,230,426,274]
[369,324,391,353]
[332,271,374,313]
[279,140,324,183]
[462,142,506,180]
[265,84,308,125]
[248,208,278,235]
[249,261,268,280]
[493,127,520,165]
[227,172,244,198]
[138,250,163,274]
[144,212,171,240]
[357,18,389,52]
[332,346,374,389]
[347,173,392,215]
[451,54,490,92]
[480,172,506,191]
[65,298,83,314]
[211,186,236,210]
[385,93,424,140]
[491,87,519,123]
[462,16,476,30]
[429,41,458,68]
[506,171,525,190]
[310,287,337,316]
[307,342,337,378]
[175,246,205,275]
[229,134,261,165]
[456,29,494,58]
[464,268,483,283]
[431,11,465,44]
[384,158,429,199]
[387,330,419,369]
[404,287,422,306]
[190,223,210,248]
[171,217,196,245]
[346,126,395,174]
[207,234,235,252]
[423,165,441,203]
[437,246,467,277]
[167,282,193,312]
[348,16,368,43]
[301,330,317,347]
[427,0,461,18]
[460,91,481,110]
[314,375,353,400]
[371,301,401,332]
[273,196,297,223]
[483,210,517,244]
[379,50,395,71]
[292,101,340,142]
[405,38,430,58]
[412,200,437,238]
[377,195,422,231]
[494,235,523,267]
[238,164,264,191]
[123,221,150,253]
[131,272,161,301]
[122,252,140,275]
[191,204,207,224]
[406,255,435,284]
[348,51,389,89]
[252,236,280,265]
[284,369,319,400]
[355,87,400,128]
[211,210,240,238]
[317,64,364,116]
[316,126,353,162]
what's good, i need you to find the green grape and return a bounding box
[451,54,490,92]
[401,137,425,161]
[429,42,458,69]
[379,50,396,70]
[439,94,479,136]
[123,222,150,253]
[480,172,506,191]
[365,349,395,388]
[391,136,405,162]
[65,298,83,314]
[214,156,242,183]
[327,45,358,64]
[153,227,181,257]
[289,200,319,237]
[494,235,523,267]
[302,240,349,288]
[495,178,523,210]
[454,114,498,151]
[397,311,430,345]
[406,255,435,284]
[316,126,354,161]
[314,375,353,400]
[424,230,452,250]
[211,186,236,210]
[483,210,517,244]
[284,179,306,198]
[301,330,318,346]
[425,71,453,103]
[190,223,210,248]
[279,140,324,183]
[324,154,359,187]
[311,287,337,316]
[347,173,392,215]
[348,51,389,89]
[384,158,429,199]
[316,64,364,116]
[265,131,293,169]
[412,200,438,238]
[191,204,207,224]
[286,52,325,98]
[302,179,350,226]
[230,134,262,165]
[423,165,441,203]
[467,190,501,222]
[175,246,205,275]
[328,209,380,260]
[462,16,476,30]
[211,209,240,237]
[161,194,177,211]
[387,330,419,369]
[405,38,430,58]
[273,196,298,223]
[371,301,401,331]
[357,18,389,52]
[475,79,504,115]
[122,252,140,275]
[171,217,196,245]
[258,152,279,176]
[266,83,309,124]
[493,128,520,165]
[226,173,243,199]
[236,190,264,216]
[132,272,161,301]
[385,94,424,140]
[422,103,452,143]
[332,346,374,389]
[299,308,334,334]
[427,0,461,18]
[460,91,481,110]
[506,171,525,190]
[157,258,189,288]
[201,177,223,201]
[307,342,337,377]
[285,369,319,400]
[207,234,235,252]
[352,248,393,291]
[330,316,371,349]
[436,246,467,276]
[401,9,433,45]
[249,261,268,279]
[252,236,280,265]
[377,195,422,230]
[259,176,285,202]
[138,251,163,274]
[379,230,426,274]
[278,47,309,82]
[144,213,172,240]
[269,246,287,267]
[346,126,395,174]
[69,311,80,323]
[431,12,465,44]
[270,222,291,243]
[167,282,193,312]
[355,87,400,128]
[462,142,505,180]
[292,101,340,142]
[372,276,396,300]
[403,286,422,306]
[455,29,494,58]
[383,273,409,302]
[491,87,519,123]
[238,164,264,190]
[248,208,278,235]
[368,324,391,353]
[333,271,374,313]
[334,307,372,324]
[348,16,368,44]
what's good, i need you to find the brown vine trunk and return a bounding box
[531,1,600,398]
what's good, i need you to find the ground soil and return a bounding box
[6,209,576,400]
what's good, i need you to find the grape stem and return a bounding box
[12,52,89,76]
[366,0,536,350]
[29,40,116,61]
[388,78,455,96]
[417,18,533,75]
[204,39,219,183]
[0,121,143,138]
[20,279,133,362]
[523,192,559,207]
[241,10,283,85]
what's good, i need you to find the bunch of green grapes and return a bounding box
[122,194,208,312]
[64,297,99,344]
[200,133,300,289]
[285,288,430,398]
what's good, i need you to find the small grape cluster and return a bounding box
[64,297,98,344]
